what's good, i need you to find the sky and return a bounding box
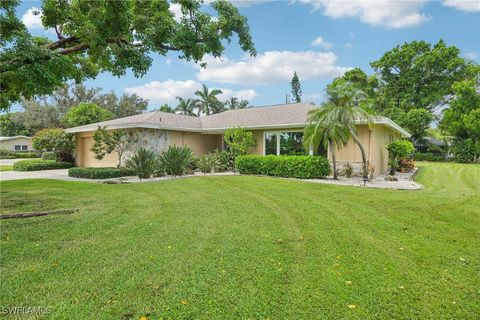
[16,0,480,111]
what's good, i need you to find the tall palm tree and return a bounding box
[305,82,372,180]
[238,99,250,109]
[225,97,239,110]
[175,97,197,116]
[194,84,223,116]
[304,103,349,179]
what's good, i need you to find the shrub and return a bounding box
[197,155,217,174]
[236,155,331,179]
[13,160,73,171]
[414,152,445,162]
[387,140,415,159]
[41,151,57,161]
[398,158,414,172]
[0,150,39,159]
[210,149,231,172]
[342,162,353,178]
[388,159,399,175]
[223,127,257,161]
[450,139,476,163]
[159,145,195,176]
[68,167,136,179]
[13,152,39,158]
[32,128,75,153]
[126,148,158,180]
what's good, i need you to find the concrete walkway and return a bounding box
[0,158,41,165]
[0,169,75,181]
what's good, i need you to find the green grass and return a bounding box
[0,165,12,171]
[0,162,479,319]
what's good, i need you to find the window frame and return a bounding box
[263,130,309,156]
[14,145,21,151]
[21,145,28,151]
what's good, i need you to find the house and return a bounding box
[0,135,33,152]
[66,102,411,177]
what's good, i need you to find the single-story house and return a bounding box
[0,135,33,152]
[66,102,410,177]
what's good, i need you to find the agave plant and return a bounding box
[159,145,195,177]
[126,148,158,180]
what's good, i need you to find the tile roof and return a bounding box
[65,102,410,137]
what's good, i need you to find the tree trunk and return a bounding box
[330,139,338,180]
[349,128,369,181]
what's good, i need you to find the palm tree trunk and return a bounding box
[329,139,338,180]
[349,128,368,180]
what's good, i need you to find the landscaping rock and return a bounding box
[385,175,398,181]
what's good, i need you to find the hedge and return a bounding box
[413,152,446,162]
[236,155,331,179]
[68,167,136,179]
[41,151,57,161]
[0,151,39,159]
[13,160,73,171]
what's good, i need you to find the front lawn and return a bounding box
[0,162,479,319]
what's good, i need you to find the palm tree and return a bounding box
[238,99,250,109]
[175,97,197,116]
[304,82,371,180]
[194,84,223,116]
[225,97,239,110]
[304,103,349,179]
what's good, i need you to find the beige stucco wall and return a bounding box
[75,132,119,167]
[0,137,33,152]
[75,130,222,167]
[170,131,222,156]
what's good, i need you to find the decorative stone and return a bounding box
[384,175,398,181]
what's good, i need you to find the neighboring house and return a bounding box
[414,137,447,154]
[0,136,33,152]
[66,103,410,177]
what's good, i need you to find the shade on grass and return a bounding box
[0,162,479,319]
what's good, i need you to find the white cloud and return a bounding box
[22,7,43,30]
[218,89,258,101]
[165,59,173,66]
[311,36,333,49]
[344,42,353,50]
[443,0,480,12]
[195,51,350,85]
[125,80,257,104]
[169,3,183,22]
[296,0,430,29]
[125,80,202,104]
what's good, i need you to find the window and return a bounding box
[264,131,306,156]
[264,133,277,155]
[22,145,28,150]
[14,145,21,151]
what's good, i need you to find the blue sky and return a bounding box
[17,0,480,110]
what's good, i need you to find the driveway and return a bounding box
[0,169,76,181]
[0,158,41,165]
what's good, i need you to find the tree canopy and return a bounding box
[63,102,114,127]
[0,0,256,110]
[291,71,302,103]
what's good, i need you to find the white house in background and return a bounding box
[0,136,33,152]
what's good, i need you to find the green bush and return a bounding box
[387,140,415,159]
[197,154,217,174]
[414,153,445,162]
[159,145,195,176]
[13,160,73,171]
[41,151,57,161]
[0,150,39,158]
[68,167,136,179]
[210,149,231,172]
[236,155,331,179]
[13,152,39,158]
[126,148,158,180]
[451,139,476,163]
